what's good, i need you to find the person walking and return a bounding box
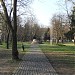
[22,43,24,51]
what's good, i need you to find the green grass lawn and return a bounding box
[0,42,31,51]
[1,42,31,58]
[39,43,75,75]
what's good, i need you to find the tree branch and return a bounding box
[0,0,13,31]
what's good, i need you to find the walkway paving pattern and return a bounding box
[12,44,58,75]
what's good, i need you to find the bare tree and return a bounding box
[51,14,64,44]
[67,0,75,5]
[23,17,42,41]
[0,12,11,49]
[0,0,33,60]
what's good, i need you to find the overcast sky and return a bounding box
[31,0,60,27]
[31,0,72,27]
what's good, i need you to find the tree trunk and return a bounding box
[12,31,19,60]
[1,0,19,60]
[6,32,9,49]
[12,0,19,60]
[56,39,59,44]
[0,39,2,45]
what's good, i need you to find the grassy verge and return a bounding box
[39,43,75,75]
[0,42,31,74]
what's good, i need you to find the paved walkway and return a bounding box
[12,44,58,75]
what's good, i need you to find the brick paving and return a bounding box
[12,44,58,75]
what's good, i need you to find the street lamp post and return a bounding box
[71,7,75,29]
[0,30,2,45]
[0,23,2,45]
[50,26,53,45]
[73,33,75,45]
[71,7,75,45]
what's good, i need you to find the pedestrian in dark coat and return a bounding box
[22,43,24,51]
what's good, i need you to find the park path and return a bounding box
[12,44,58,75]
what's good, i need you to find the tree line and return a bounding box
[0,0,75,60]
[0,0,36,60]
[44,0,75,44]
